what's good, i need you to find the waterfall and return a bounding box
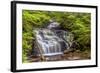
[34,28,72,56]
[33,21,73,56]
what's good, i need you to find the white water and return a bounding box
[34,21,73,56]
[35,28,71,56]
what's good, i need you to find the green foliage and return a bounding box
[22,10,91,62]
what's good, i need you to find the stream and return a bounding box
[33,21,73,57]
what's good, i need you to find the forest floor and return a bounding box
[26,50,91,63]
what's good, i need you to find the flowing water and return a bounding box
[33,21,73,56]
